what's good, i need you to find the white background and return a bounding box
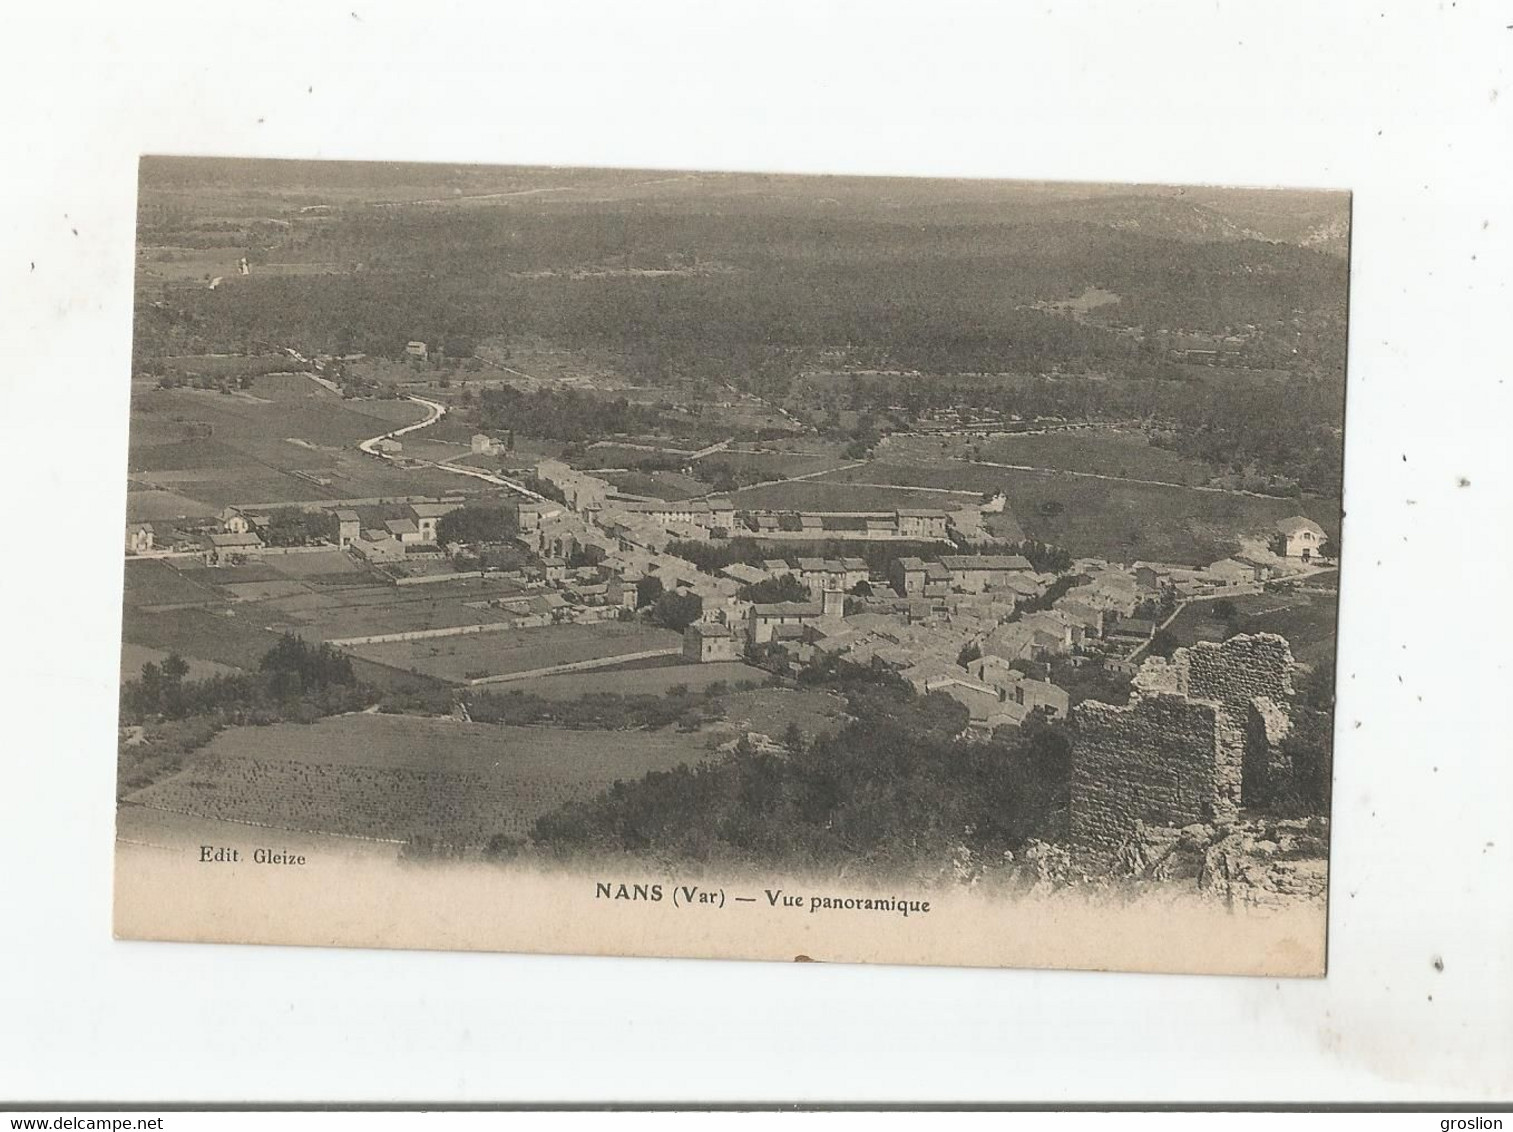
[2,0,1509,1106]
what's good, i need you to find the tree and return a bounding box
[635,575,665,609]
[1147,629,1179,659]
[262,507,337,547]
[651,591,703,632]
[160,653,190,684]
[437,503,517,546]
[259,633,355,695]
[738,574,810,604]
[956,643,981,668]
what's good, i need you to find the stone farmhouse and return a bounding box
[683,620,742,663]
[1275,515,1327,561]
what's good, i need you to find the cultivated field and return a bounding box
[121,606,290,670]
[123,713,717,843]
[503,660,769,699]
[725,480,980,513]
[347,621,683,683]
[598,469,709,501]
[124,489,222,521]
[695,449,855,481]
[120,642,244,685]
[124,372,488,511]
[263,577,529,641]
[116,804,402,860]
[123,559,224,608]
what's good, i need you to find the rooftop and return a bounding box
[751,601,824,617]
[938,554,1033,571]
[208,532,262,548]
[1276,515,1326,536]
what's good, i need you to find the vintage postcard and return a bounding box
[115,158,1347,974]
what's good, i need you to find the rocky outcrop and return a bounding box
[1106,817,1330,908]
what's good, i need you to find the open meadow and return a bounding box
[707,687,849,744]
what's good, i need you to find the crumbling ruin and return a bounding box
[1070,633,1297,859]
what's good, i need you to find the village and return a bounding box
[124,438,1334,744]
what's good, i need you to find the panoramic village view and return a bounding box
[118,159,1346,907]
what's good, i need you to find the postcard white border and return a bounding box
[2,0,1509,1104]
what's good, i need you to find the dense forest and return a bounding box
[133,176,1348,385]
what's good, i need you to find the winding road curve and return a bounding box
[286,347,550,502]
[357,398,550,502]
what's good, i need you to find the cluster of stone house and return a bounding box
[746,589,848,645]
[735,505,970,541]
[340,501,462,563]
[719,556,872,598]
[905,653,1072,730]
[890,554,1038,598]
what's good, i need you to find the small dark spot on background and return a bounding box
[1458,476,1471,487]
[1433,956,1444,971]
[71,229,78,237]
[793,954,816,963]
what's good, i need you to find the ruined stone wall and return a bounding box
[1183,633,1295,807]
[1070,693,1238,858]
[1069,633,1299,858]
[1183,632,1294,710]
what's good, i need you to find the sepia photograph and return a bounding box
[113,157,1348,974]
